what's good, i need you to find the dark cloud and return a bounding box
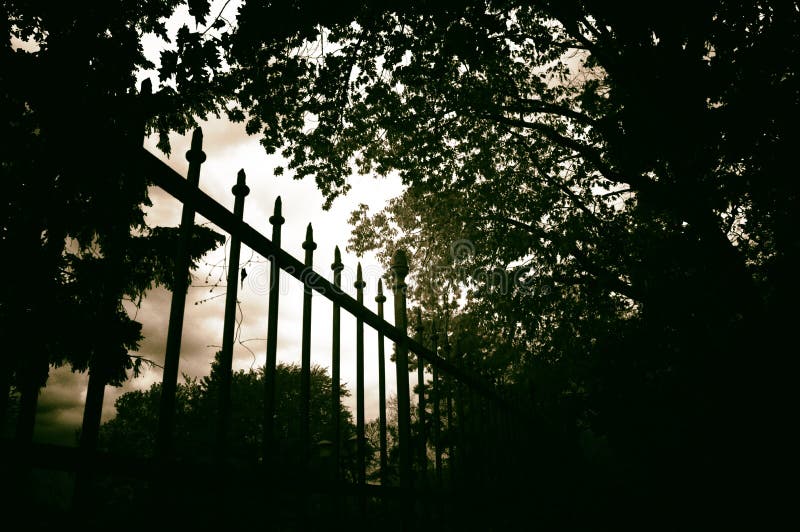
[31,117,407,446]
[34,369,87,445]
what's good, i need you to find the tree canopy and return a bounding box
[3,0,797,525]
[224,0,797,523]
[88,359,355,527]
[2,1,225,410]
[99,357,354,465]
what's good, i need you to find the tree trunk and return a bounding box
[73,361,107,511]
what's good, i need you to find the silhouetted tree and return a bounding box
[223,2,797,527]
[99,356,354,465]
[1,1,231,442]
[57,356,349,527]
[5,1,797,527]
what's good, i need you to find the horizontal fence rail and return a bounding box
[139,139,521,530]
[3,123,524,530]
[140,147,507,406]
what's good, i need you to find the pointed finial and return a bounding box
[354,262,366,289]
[134,79,153,145]
[332,245,343,272]
[391,248,409,280]
[302,223,317,251]
[186,128,206,163]
[139,78,152,96]
[451,331,460,357]
[442,314,450,350]
[269,196,285,226]
[232,169,250,197]
[191,127,203,146]
[375,278,386,303]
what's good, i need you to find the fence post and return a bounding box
[263,197,284,464]
[391,250,412,492]
[375,280,389,486]
[355,263,366,489]
[453,336,465,488]
[442,342,455,490]
[431,320,442,487]
[330,246,344,481]
[466,395,478,490]
[217,169,249,462]
[487,399,496,487]
[300,224,316,468]
[414,308,427,480]
[156,127,205,460]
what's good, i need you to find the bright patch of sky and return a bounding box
[33,1,415,445]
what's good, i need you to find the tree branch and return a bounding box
[486,111,657,193]
[501,98,596,127]
[479,214,640,301]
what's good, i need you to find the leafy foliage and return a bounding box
[99,357,354,466]
[3,0,797,524]
[2,0,228,392]
[223,1,798,523]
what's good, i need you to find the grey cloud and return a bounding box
[34,115,408,445]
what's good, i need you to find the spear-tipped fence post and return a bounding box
[330,246,344,481]
[300,224,316,468]
[487,402,499,486]
[391,250,412,492]
[443,333,455,488]
[469,390,482,485]
[217,169,249,462]
[156,127,205,461]
[414,308,427,480]
[453,337,466,487]
[431,321,442,486]
[263,197,284,465]
[375,280,389,486]
[355,263,366,490]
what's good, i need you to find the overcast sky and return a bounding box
[34,113,412,446]
[29,0,415,444]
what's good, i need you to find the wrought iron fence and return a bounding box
[3,84,527,530]
[135,127,521,528]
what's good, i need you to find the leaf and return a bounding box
[159,49,178,80]
[188,0,211,25]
